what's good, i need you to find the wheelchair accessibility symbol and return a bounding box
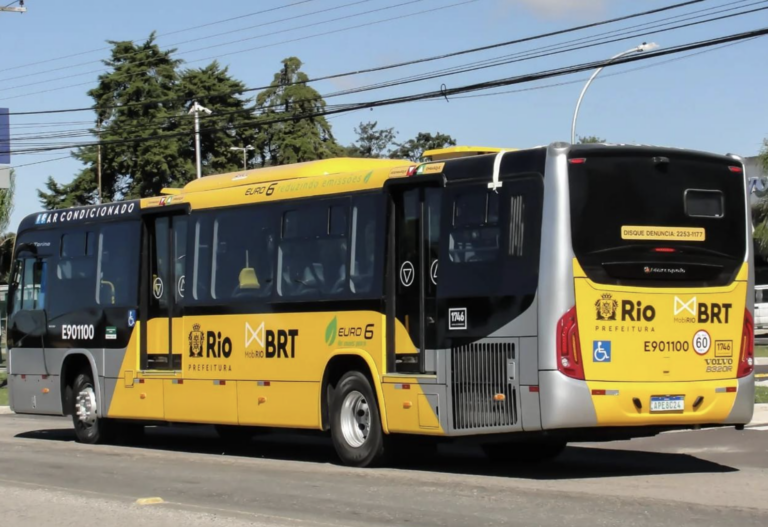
[593,341,611,363]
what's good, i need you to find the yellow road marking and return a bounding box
[136,497,164,505]
[756,374,768,379]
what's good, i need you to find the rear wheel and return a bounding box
[71,372,113,444]
[330,371,386,467]
[482,440,566,464]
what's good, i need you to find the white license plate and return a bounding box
[650,396,684,412]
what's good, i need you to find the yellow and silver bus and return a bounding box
[7,142,755,467]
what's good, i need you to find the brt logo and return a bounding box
[674,297,733,324]
[245,322,299,359]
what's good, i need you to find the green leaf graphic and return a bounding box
[363,170,373,184]
[325,316,338,346]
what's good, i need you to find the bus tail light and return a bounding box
[737,308,754,378]
[557,306,584,380]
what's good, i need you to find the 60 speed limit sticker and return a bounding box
[692,329,711,355]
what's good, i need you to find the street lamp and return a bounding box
[570,42,659,145]
[189,101,212,179]
[230,145,254,173]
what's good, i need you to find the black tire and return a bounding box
[71,372,113,444]
[330,371,386,467]
[483,440,566,464]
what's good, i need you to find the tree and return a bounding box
[577,135,606,144]
[390,132,457,162]
[253,57,342,166]
[753,140,768,254]
[39,36,256,208]
[345,121,397,158]
[176,62,257,176]
[0,169,15,283]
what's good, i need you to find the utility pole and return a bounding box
[0,1,26,13]
[230,145,254,173]
[96,119,102,204]
[188,101,212,179]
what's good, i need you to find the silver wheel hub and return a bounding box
[340,390,370,448]
[75,386,98,427]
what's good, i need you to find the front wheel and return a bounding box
[71,372,113,444]
[330,371,386,467]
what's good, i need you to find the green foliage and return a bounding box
[346,121,397,158]
[390,132,457,162]
[577,135,606,144]
[39,35,257,208]
[253,57,342,166]
[0,170,15,283]
[0,169,15,234]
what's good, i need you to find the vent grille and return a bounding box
[451,341,516,430]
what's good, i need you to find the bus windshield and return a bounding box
[568,149,747,286]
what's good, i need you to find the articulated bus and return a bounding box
[7,142,755,467]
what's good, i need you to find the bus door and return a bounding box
[140,213,187,371]
[387,184,441,374]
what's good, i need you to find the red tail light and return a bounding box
[557,306,584,380]
[738,308,754,378]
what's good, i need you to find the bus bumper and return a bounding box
[585,377,750,427]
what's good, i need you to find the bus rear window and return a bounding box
[568,152,746,286]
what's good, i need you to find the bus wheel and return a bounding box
[482,440,566,464]
[71,372,112,444]
[330,371,386,467]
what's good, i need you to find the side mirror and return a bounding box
[11,309,47,338]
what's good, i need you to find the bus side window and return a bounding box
[278,202,349,299]
[96,222,140,306]
[10,257,47,314]
[350,195,380,295]
[50,231,96,319]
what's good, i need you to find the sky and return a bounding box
[0,0,767,230]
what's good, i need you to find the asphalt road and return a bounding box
[1,414,768,526]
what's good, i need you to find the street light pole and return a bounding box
[230,145,254,173]
[189,101,212,179]
[570,42,659,145]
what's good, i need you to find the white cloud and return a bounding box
[502,0,607,19]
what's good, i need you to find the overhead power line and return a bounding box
[0,0,379,86]
[5,26,767,158]
[0,0,448,97]
[5,0,764,144]
[4,0,708,116]
[0,0,319,73]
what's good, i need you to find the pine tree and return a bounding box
[390,132,457,162]
[253,57,342,166]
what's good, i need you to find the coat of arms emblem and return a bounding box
[189,323,204,357]
[595,293,618,321]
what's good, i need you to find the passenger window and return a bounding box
[192,216,213,302]
[350,195,381,295]
[96,222,139,306]
[278,203,349,299]
[209,208,275,302]
[449,190,500,263]
[50,230,97,318]
[11,258,47,314]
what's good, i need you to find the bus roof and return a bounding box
[173,157,412,195]
[423,146,516,161]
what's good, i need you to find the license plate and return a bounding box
[650,396,684,412]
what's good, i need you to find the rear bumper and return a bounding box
[540,370,754,429]
[586,377,752,427]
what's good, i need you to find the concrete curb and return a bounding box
[0,407,12,415]
[756,357,768,366]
